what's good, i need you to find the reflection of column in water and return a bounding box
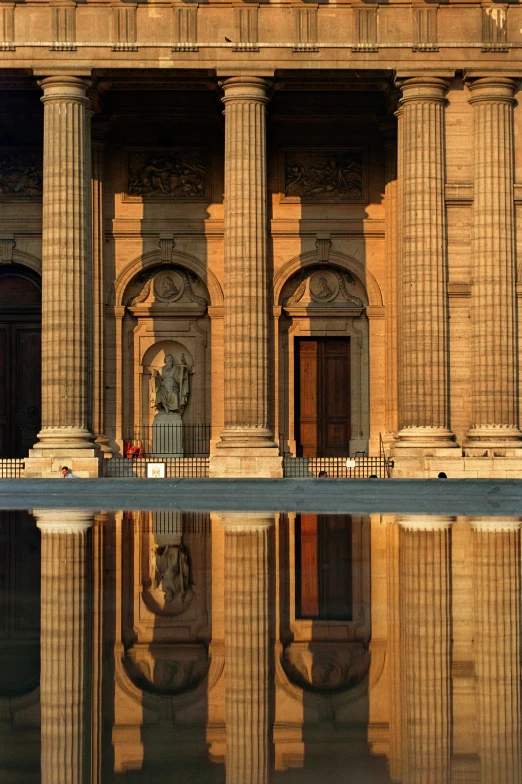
[397,516,453,783]
[34,509,94,784]
[471,517,521,784]
[220,513,274,784]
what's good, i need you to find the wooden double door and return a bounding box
[295,337,351,457]
[0,271,42,458]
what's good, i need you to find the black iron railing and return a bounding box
[283,456,392,479]
[122,424,210,458]
[103,456,210,478]
[0,459,24,478]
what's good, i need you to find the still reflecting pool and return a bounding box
[1,510,520,782]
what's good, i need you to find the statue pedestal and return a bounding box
[153,413,183,457]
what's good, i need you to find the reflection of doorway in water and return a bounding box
[295,338,350,458]
[295,513,353,620]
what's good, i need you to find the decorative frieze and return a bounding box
[352,7,378,52]
[50,3,76,51]
[172,4,198,52]
[482,6,508,51]
[233,5,259,52]
[280,148,366,203]
[0,150,42,198]
[0,4,15,51]
[412,6,438,52]
[111,4,137,52]
[125,149,208,201]
[294,6,318,52]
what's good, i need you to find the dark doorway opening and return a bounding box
[295,337,350,457]
[0,266,41,457]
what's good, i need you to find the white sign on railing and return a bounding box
[147,462,166,479]
[345,459,356,468]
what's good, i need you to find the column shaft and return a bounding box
[383,122,399,438]
[223,515,272,784]
[395,77,457,450]
[219,77,274,448]
[37,76,94,449]
[472,518,521,783]
[466,78,522,448]
[92,136,110,451]
[399,517,452,783]
[36,510,93,784]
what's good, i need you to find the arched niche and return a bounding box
[276,262,370,457]
[118,264,211,452]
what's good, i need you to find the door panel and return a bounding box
[296,337,350,457]
[0,321,41,457]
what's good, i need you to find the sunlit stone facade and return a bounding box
[2,6,522,476]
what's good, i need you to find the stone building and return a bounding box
[2,4,522,477]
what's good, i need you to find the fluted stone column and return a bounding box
[221,513,273,783]
[465,77,522,450]
[211,77,281,478]
[26,76,99,477]
[35,509,93,784]
[398,516,453,783]
[394,76,457,452]
[92,123,110,452]
[381,117,399,440]
[471,517,521,783]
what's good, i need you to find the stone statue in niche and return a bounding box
[154,540,191,604]
[151,353,190,416]
[283,149,364,202]
[127,150,206,199]
[0,152,43,197]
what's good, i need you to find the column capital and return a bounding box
[470,517,522,533]
[33,509,95,533]
[219,76,272,104]
[396,75,451,105]
[466,75,519,105]
[38,75,92,104]
[397,515,454,531]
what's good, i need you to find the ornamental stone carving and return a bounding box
[126,149,207,199]
[124,643,209,695]
[126,266,209,309]
[282,641,370,692]
[283,265,364,309]
[281,148,365,202]
[0,151,43,198]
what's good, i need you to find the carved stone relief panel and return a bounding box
[125,148,209,201]
[125,265,209,310]
[281,264,365,311]
[0,150,43,199]
[280,148,366,203]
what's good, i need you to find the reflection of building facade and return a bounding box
[3,32,522,477]
[2,511,522,781]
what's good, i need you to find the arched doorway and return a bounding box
[0,265,42,457]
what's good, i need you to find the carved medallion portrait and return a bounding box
[125,148,208,201]
[153,269,184,302]
[280,148,366,203]
[309,270,339,302]
[0,150,43,199]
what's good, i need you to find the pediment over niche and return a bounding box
[281,265,366,314]
[125,266,209,316]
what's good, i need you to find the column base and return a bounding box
[24,447,101,478]
[464,425,522,455]
[392,426,459,456]
[94,433,113,454]
[209,446,283,478]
